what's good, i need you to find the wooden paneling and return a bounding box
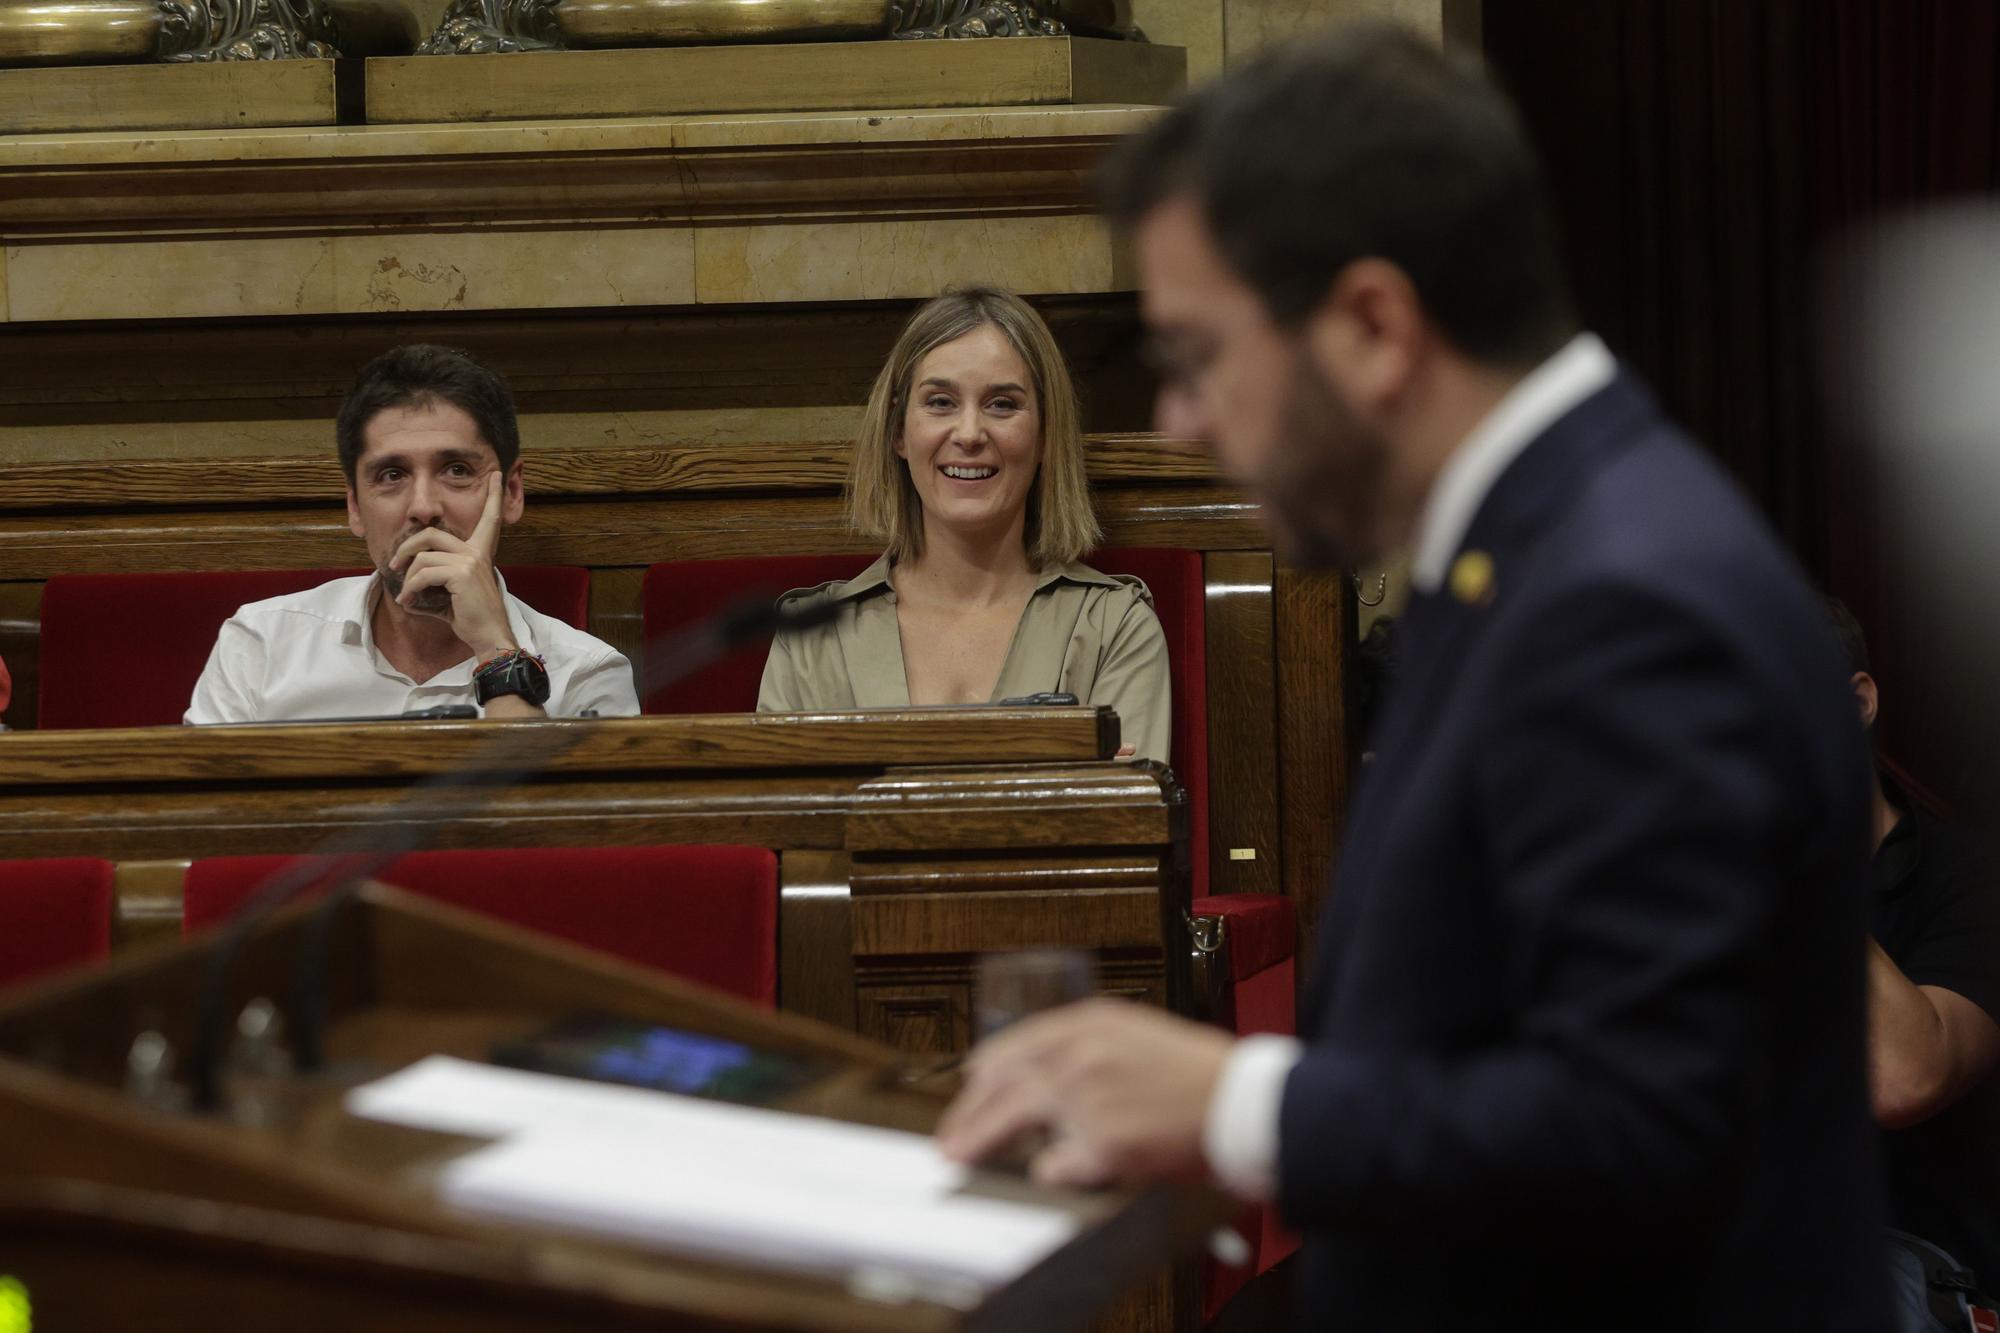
[845,763,1179,852]
[0,709,1112,786]
[851,887,1162,955]
[1201,552,1280,895]
[0,776,864,863]
[0,716,1183,1070]
[0,488,1264,581]
[0,300,1137,418]
[110,859,187,950]
[0,436,1219,509]
[0,107,1154,234]
[586,565,645,670]
[777,849,857,1029]
[856,985,969,1056]
[1274,564,1349,968]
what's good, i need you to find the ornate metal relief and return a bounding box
[416,0,559,53]
[891,0,1064,39]
[409,0,1136,56]
[157,0,340,59]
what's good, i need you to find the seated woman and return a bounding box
[757,287,1170,764]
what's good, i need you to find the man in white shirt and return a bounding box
[186,344,637,724]
[937,24,1887,1332]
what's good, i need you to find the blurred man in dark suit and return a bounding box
[938,23,1889,1330]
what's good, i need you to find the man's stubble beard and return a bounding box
[380,563,453,615]
[1259,350,1392,573]
[379,519,453,615]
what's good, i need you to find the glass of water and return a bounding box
[974,948,1097,1041]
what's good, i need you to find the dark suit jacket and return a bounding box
[1281,372,1889,1329]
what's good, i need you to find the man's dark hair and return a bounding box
[335,344,521,485]
[1822,595,1872,677]
[1100,22,1575,367]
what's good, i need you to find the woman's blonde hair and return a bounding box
[847,287,1100,568]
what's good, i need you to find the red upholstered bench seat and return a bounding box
[183,844,779,1006]
[39,565,592,730]
[1190,891,1297,1038]
[641,554,875,716]
[0,857,114,990]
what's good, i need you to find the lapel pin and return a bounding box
[1449,549,1496,607]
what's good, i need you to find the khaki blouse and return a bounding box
[756,553,1172,765]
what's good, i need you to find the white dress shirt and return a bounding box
[1201,332,1618,1203]
[184,574,639,724]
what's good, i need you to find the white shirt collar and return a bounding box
[1408,333,1617,592]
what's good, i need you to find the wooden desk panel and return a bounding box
[0,709,1115,785]
[0,712,1187,1058]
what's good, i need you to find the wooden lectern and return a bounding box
[0,884,1213,1330]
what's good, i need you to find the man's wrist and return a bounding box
[1203,1034,1303,1203]
[473,636,520,664]
[474,647,551,709]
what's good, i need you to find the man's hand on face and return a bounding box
[935,997,1234,1189]
[388,471,515,659]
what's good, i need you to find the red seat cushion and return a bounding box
[183,845,778,1005]
[39,566,592,730]
[492,566,591,635]
[0,857,113,989]
[641,555,875,715]
[1189,893,1296,983]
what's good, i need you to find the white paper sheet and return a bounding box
[345,1055,1078,1289]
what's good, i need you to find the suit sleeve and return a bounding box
[184,616,265,725]
[1094,591,1172,765]
[1277,585,1831,1240]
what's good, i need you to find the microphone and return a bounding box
[190,588,840,1113]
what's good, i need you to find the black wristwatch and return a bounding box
[473,649,551,708]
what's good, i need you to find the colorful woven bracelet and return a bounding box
[474,648,545,681]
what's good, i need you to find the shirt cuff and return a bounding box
[1202,1034,1304,1203]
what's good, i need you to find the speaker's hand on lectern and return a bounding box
[936,998,1233,1189]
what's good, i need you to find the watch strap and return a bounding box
[473,649,551,707]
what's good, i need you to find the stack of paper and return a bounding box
[346,1055,1077,1293]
